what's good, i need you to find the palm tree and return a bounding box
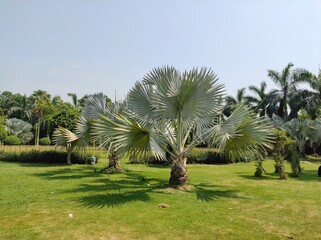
[53,93,123,168]
[52,127,79,164]
[77,93,126,172]
[92,66,274,186]
[67,93,78,106]
[5,118,34,144]
[267,63,311,121]
[223,87,247,116]
[30,90,52,146]
[304,69,321,119]
[246,81,269,116]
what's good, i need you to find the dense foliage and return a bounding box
[0,150,97,164]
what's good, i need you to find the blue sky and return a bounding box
[0,0,320,101]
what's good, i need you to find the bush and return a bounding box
[0,126,8,143]
[0,150,97,164]
[39,137,51,146]
[3,135,21,145]
[187,148,230,164]
[129,148,231,164]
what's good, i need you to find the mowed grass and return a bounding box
[1,159,321,240]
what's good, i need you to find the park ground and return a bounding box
[0,158,321,240]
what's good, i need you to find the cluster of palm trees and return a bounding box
[0,90,80,145]
[53,66,275,186]
[225,63,321,121]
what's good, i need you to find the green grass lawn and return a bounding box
[1,159,321,240]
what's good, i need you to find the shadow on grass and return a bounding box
[192,183,242,202]
[34,166,101,180]
[72,171,170,208]
[238,170,321,182]
[35,167,243,207]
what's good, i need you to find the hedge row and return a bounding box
[129,148,234,164]
[0,150,97,164]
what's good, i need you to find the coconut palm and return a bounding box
[30,90,52,146]
[223,87,247,116]
[304,69,321,119]
[246,81,269,116]
[267,63,311,121]
[92,66,274,186]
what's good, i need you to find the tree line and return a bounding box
[0,90,110,145]
[1,62,320,147]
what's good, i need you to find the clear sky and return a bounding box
[0,0,320,101]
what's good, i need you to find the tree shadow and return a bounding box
[34,166,100,180]
[288,170,321,182]
[237,170,321,182]
[34,167,243,207]
[60,170,170,208]
[190,183,242,202]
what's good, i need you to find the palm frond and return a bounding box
[52,127,78,146]
[208,104,274,161]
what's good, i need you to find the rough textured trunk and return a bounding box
[66,146,72,165]
[35,121,40,146]
[104,150,123,174]
[169,157,188,186]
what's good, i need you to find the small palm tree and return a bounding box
[6,118,34,144]
[52,127,79,164]
[77,93,126,172]
[92,66,274,186]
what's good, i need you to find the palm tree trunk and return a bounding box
[35,120,40,146]
[169,157,188,186]
[67,150,72,165]
[104,150,123,173]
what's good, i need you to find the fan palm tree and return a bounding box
[52,126,79,164]
[5,118,34,144]
[92,66,274,186]
[267,63,311,121]
[77,93,126,172]
[53,93,125,168]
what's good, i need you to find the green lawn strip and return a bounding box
[0,160,320,240]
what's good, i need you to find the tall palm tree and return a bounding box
[246,81,269,116]
[92,66,274,186]
[267,63,311,121]
[304,69,321,119]
[30,90,52,146]
[67,93,78,106]
[223,87,247,116]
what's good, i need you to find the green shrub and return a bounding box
[39,137,51,146]
[129,148,231,164]
[3,135,21,145]
[187,148,230,164]
[0,150,98,164]
[0,126,8,143]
